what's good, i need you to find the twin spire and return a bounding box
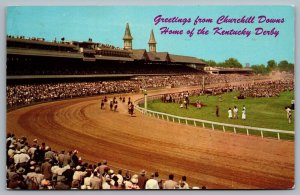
[123,23,156,52]
[123,23,133,41]
[148,29,157,52]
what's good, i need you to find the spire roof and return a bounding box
[148,29,156,44]
[123,23,133,40]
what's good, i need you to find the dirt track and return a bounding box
[6,86,294,189]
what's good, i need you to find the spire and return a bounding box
[148,29,156,44]
[123,23,133,40]
[123,23,133,50]
[148,29,157,52]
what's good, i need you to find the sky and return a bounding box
[6,6,295,66]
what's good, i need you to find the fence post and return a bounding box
[261,131,264,138]
[223,126,225,132]
[178,119,180,124]
[167,116,169,121]
[246,129,249,136]
[277,133,280,140]
[173,117,175,122]
[212,124,214,130]
[202,123,205,128]
[185,119,188,125]
[194,121,196,127]
[234,127,236,134]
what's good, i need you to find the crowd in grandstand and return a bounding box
[6,134,204,190]
[7,74,273,109]
[238,80,294,98]
[160,78,294,106]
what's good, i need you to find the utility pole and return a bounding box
[144,89,148,112]
[202,76,205,91]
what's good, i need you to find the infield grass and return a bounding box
[145,91,294,140]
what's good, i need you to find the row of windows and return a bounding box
[96,50,130,57]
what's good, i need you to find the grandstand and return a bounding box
[7,23,206,82]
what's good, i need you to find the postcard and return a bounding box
[6,6,294,190]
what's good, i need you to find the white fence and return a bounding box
[134,96,294,141]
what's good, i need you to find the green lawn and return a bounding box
[145,91,294,140]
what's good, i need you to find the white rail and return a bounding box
[134,97,294,141]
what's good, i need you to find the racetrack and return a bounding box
[6,86,294,189]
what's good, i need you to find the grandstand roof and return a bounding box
[131,49,148,60]
[169,54,206,65]
[7,37,76,48]
[147,52,170,62]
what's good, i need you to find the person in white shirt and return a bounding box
[102,177,111,189]
[242,108,246,120]
[286,107,291,119]
[178,176,189,189]
[145,173,159,189]
[18,149,30,164]
[13,151,21,165]
[163,174,177,189]
[228,108,233,119]
[233,106,238,119]
[72,166,87,184]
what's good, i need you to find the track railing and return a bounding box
[134,96,294,141]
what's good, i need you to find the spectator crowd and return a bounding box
[7,74,272,109]
[6,134,204,190]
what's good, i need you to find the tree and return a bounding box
[278,60,289,72]
[288,63,294,72]
[217,62,226,67]
[223,58,242,68]
[206,60,217,67]
[251,64,269,74]
[267,60,277,71]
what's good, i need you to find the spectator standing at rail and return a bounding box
[178,176,189,189]
[137,170,148,189]
[90,171,102,189]
[154,171,163,189]
[163,174,177,189]
[228,108,233,119]
[145,173,159,189]
[129,174,140,189]
[112,170,124,186]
